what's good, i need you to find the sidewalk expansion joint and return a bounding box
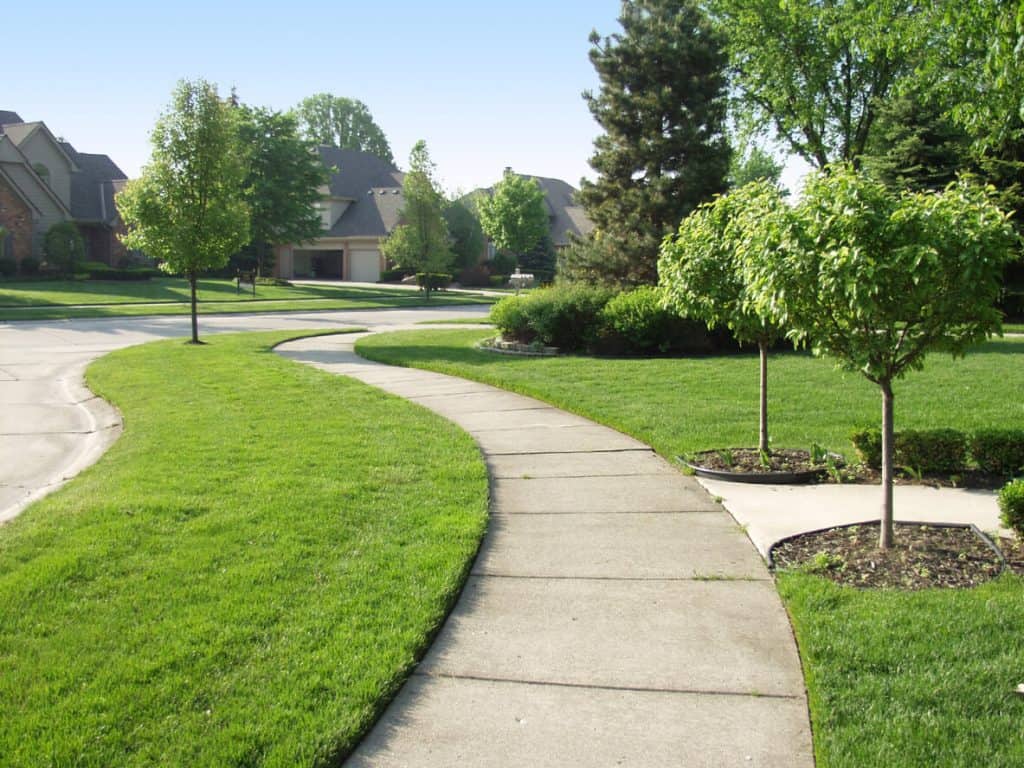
[411,671,802,701]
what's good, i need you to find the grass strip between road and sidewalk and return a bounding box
[0,330,489,766]
[0,278,493,320]
[355,327,1024,768]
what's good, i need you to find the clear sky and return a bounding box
[5,0,807,196]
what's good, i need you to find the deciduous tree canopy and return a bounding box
[296,93,393,164]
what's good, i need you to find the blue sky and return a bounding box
[6,1,806,195]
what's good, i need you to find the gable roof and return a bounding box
[0,135,72,216]
[67,150,129,224]
[314,147,405,239]
[0,111,24,128]
[0,121,79,171]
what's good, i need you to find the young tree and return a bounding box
[746,167,1019,549]
[296,93,393,164]
[579,0,731,285]
[117,79,249,343]
[714,0,922,168]
[43,221,86,278]
[237,106,328,276]
[477,172,549,268]
[380,141,453,300]
[659,181,786,453]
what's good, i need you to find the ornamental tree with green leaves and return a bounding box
[659,181,786,453]
[237,105,328,276]
[117,79,250,343]
[713,0,922,168]
[443,199,486,273]
[745,166,1020,549]
[381,141,453,300]
[43,221,86,278]
[578,0,731,285]
[296,93,394,164]
[477,172,549,267]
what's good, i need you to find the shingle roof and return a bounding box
[318,146,402,199]
[0,111,24,129]
[328,187,404,238]
[60,142,128,224]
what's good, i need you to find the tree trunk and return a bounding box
[189,272,200,344]
[758,340,769,454]
[879,379,895,549]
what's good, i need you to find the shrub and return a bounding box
[998,479,1024,535]
[43,222,86,277]
[970,429,1024,476]
[379,267,413,283]
[87,268,157,281]
[896,429,967,475]
[19,256,40,276]
[596,286,721,356]
[489,274,510,288]
[255,276,291,286]
[415,273,451,291]
[850,428,882,468]
[0,258,16,278]
[457,264,492,287]
[489,283,615,351]
[490,294,533,342]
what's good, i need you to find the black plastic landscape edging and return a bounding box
[766,519,1008,574]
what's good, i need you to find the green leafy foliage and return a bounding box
[850,428,882,468]
[728,143,784,189]
[0,258,16,278]
[380,141,453,299]
[443,199,486,272]
[579,0,731,284]
[895,429,967,475]
[597,285,723,356]
[295,93,393,163]
[999,479,1024,535]
[490,283,615,350]
[42,221,85,278]
[969,429,1024,476]
[477,173,549,260]
[237,105,328,275]
[117,79,250,342]
[714,0,921,166]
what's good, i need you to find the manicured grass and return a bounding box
[355,329,1024,460]
[1004,322,1024,333]
[780,573,1024,767]
[0,278,493,320]
[355,327,1024,766]
[416,316,494,325]
[0,331,488,766]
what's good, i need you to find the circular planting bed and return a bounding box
[770,521,1010,589]
[478,337,559,356]
[684,448,843,484]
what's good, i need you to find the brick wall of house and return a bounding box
[0,176,34,265]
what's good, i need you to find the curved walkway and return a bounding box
[277,333,814,767]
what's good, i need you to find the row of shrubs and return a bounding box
[850,427,1024,476]
[490,283,736,356]
[0,257,162,281]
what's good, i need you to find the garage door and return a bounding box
[349,250,381,283]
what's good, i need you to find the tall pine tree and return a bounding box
[575,0,730,286]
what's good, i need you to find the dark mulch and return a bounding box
[771,522,1009,590]
[689,448,839,475]
[998,535,1024,575]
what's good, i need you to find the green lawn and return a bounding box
[0,278,492,320]
[355,328,1024,767]
[355,329,1024,460]
[0,331,489,766]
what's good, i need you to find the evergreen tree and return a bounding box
[576,0,730,286]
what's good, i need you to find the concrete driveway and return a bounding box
[0,305,490,523]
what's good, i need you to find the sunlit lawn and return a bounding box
[0,331,488,766]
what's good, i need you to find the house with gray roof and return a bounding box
[0,111,127,267]
[274,147,404,281]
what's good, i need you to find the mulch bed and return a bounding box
[771,522,1016,590]
[690,448,838,475]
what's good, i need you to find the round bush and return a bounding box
[998,479,1024,536]
[597,285,718,356]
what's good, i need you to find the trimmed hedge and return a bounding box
[0,258,16,278]
[416,273,452,291]
[998,480,1024,535]
[491,283,614,351]
[852,427,1024,475]
[969,429,1024,476]
[379,267,413,283]
[596,286,724,356]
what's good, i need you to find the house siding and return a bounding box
[18,130,74,209]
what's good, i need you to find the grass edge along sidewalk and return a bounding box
[355,327,1024,768]
[0,330,489,767]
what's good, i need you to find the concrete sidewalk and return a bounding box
[277,333,813,768]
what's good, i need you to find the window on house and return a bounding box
[32,163,50,184]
